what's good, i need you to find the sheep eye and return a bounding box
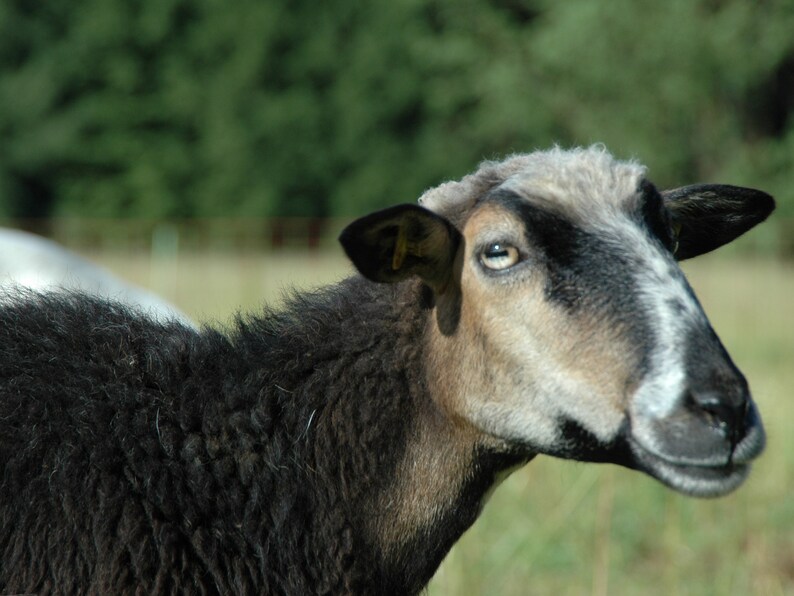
[480,243,520,271]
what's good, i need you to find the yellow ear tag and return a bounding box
[392,226,408,270]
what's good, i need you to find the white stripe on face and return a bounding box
[623,219,708,420]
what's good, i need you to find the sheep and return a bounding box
[0,227,194,327]
[0,146,774,594]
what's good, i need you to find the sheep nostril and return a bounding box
[686,391,747,444]
[698,398,733,431]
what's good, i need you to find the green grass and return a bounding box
[83,246,794,595]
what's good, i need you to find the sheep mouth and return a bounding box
[543,413,762,498]
[627,438,752,498]
[627,418,767,498]
[624,400,766,498]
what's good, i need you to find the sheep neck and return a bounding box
[256,278,529,593]
[369,402,529,594]
[194,277,528,593]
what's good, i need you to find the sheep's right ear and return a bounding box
[339,204,460,293]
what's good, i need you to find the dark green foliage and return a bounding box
[0,0,792,220]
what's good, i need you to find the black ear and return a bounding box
[339,204,460,292]
[662,184,775,260]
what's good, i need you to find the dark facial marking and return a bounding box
[479,188,655,376]
[483,189,639,313]
[542,417,634,467]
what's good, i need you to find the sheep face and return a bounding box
[340,147,773,498]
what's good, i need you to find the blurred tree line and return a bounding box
[0,0,792,225]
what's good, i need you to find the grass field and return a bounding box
[84,245,794,595]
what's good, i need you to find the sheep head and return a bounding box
[340,146,773,498]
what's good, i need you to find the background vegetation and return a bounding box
[1,0,793,241]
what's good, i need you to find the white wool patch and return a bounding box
[418,145,647,222]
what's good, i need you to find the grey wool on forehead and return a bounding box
[418,145,648,219]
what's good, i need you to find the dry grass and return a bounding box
[82,246,794,595]
[86,248,355,322]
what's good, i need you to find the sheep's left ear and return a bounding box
[339,204,460,293]
[662,184,775,260]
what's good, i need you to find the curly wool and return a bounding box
[0,279,435,595]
